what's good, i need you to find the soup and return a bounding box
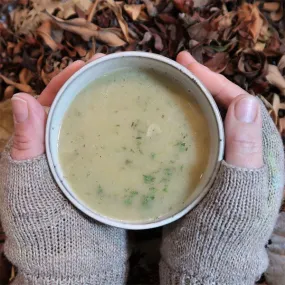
[58,68,210,222]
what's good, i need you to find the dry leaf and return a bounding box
[47,13,126,46]
[188,21,218,42]
[173,0,193,14]
[204,52,229,73]
[19,68,34,85]
[10,8,44,35]
[105,0,130,43]
[124,4,145,21]
[193,0,210,8]
[142,0,157,17]
[237,3,263,43]
[238,49,267,79]
[37,20,58,51]
[262,2,280,12]
[266,65,285,96]
[0,99,14,153]
[279,117,285,137]
[4,86,15,99]
[0,74,34,94]
[278,55,285,72]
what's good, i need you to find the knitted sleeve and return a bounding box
[160,102,285,285]
[265,211,285,285]
[0,142,130,285]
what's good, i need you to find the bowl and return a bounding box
[46,51,224,230]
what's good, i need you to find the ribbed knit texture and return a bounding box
[0,101,284,285]
[265,212,285,285]
[0,144,129,285]
[160,102,285,285]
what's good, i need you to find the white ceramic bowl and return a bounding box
[46,52,224,230]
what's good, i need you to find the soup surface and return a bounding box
[59,68,210,222]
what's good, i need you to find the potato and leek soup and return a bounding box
[58,68,210,222]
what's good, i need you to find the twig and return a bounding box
[88,0,101,22]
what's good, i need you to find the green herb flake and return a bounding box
[164,168,173,177]
[175,141,187,152]
[143,175,155,184]
[116,124,120,127]
[136,136,142,139]
[150,152,156,160]
[125,159,132,165]
[142,194,155,206]
[124,190,138,205]
[97,185,103,194]
[163,186,168,192]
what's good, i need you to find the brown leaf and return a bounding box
[0,74,34,94]
[74,46,87,57]
[188,21,218,42]
[46,13,126,46]
[56,1,77,19]
[97,28,127,47]
[204,52,229,73]
[105,0,131,43]
[270,6,283,22]
[262,2,280,12]
[142,0,157,17]
[279,117,285,137]
[266,64,285,96]
[153,33,163,51]
[139,32,152,45]
[236,3,263,43]
[278,55,285,72]
[19,68,34,85]
[124,4,145,21]
[192,0,210,8]
[158,14,177,24]
[75,0,93,15]
[238,49,268,79]
[37,20,58,51]
[4,86,15,99]
[173,0,193,14]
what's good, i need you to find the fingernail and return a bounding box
[11,96,28,123]
[234,96,258,123]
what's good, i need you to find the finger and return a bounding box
[224,94,263,168]
[86,53,105,63]
[38,60,85,107]
[11,93,47,160]
[177,51,247,107]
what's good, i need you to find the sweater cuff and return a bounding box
[0,143,67,219]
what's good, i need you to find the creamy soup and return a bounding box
[59,68,210,222]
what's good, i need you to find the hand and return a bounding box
[0,54,128,284]
[160,52,284,285]
[10,54,105,160]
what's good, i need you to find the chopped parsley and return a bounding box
[143,174,155,184]
[97,185,103,194]
[175,141,188,152]
[150,152,156,159]
[124,190,138,205]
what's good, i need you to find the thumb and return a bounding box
[11,93,47,160]
[225,95,263,168]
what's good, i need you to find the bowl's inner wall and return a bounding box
[48,55,221,225]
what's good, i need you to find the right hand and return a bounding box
[160,52,285,285]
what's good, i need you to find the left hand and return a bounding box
[10,54,105,161]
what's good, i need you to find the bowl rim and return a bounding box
[46,51,225,230]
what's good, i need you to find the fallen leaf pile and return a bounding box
[0,0,285,141]
[0,2,285,284]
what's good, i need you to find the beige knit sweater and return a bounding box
[0,102,284,285]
